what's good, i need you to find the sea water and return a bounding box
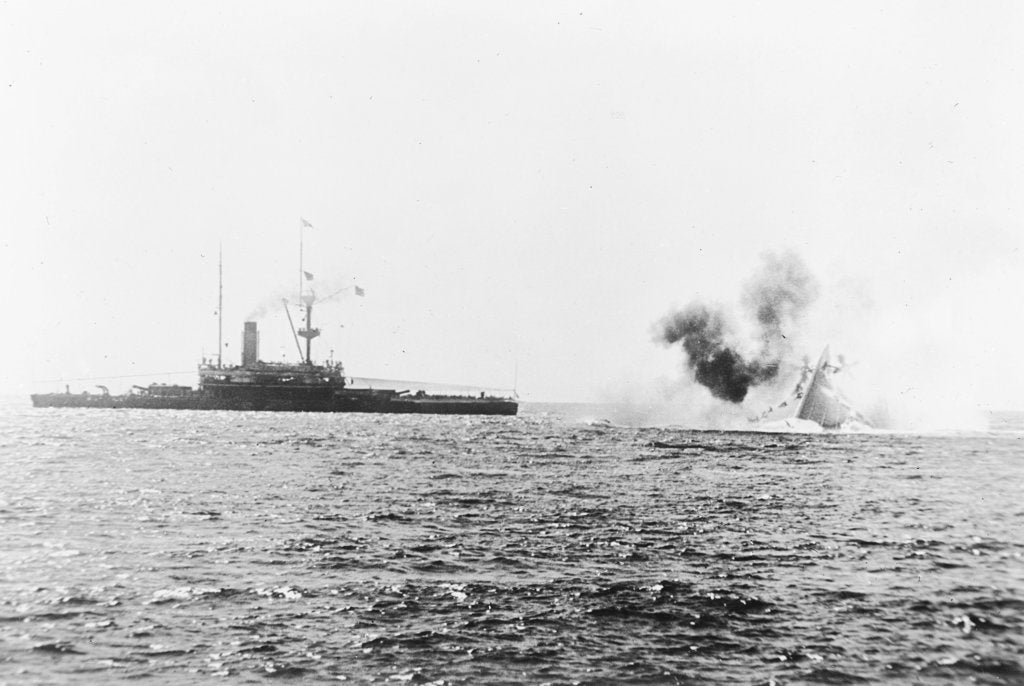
[1,400,1022,684]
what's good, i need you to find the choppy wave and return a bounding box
[0,401,1021,683]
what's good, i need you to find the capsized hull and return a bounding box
[793,346,861,429]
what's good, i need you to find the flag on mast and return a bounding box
[354,286,365,297]
[301,217,313,228]
[304,271,314,281]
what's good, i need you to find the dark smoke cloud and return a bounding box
[660,304,776,403]
[658,251,819,403]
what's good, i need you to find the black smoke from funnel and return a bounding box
[658,251,819,403]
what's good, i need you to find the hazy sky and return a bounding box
[2,2,1022,413]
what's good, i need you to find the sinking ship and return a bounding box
[31,241,518,416]
[756,346,869,431]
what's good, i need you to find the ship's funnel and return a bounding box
[242,321,259,367]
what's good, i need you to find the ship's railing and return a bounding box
[199,361,344,375]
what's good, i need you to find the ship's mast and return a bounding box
[299,295,319,365]
[297,219,320,365]
[217,243,223,369]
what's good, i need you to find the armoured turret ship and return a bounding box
[31,240,518,415]
[32,320,517,415]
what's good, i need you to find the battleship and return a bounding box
[31,237,518,416]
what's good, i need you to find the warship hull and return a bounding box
[30,390,518,415]
[794,346,852,429]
